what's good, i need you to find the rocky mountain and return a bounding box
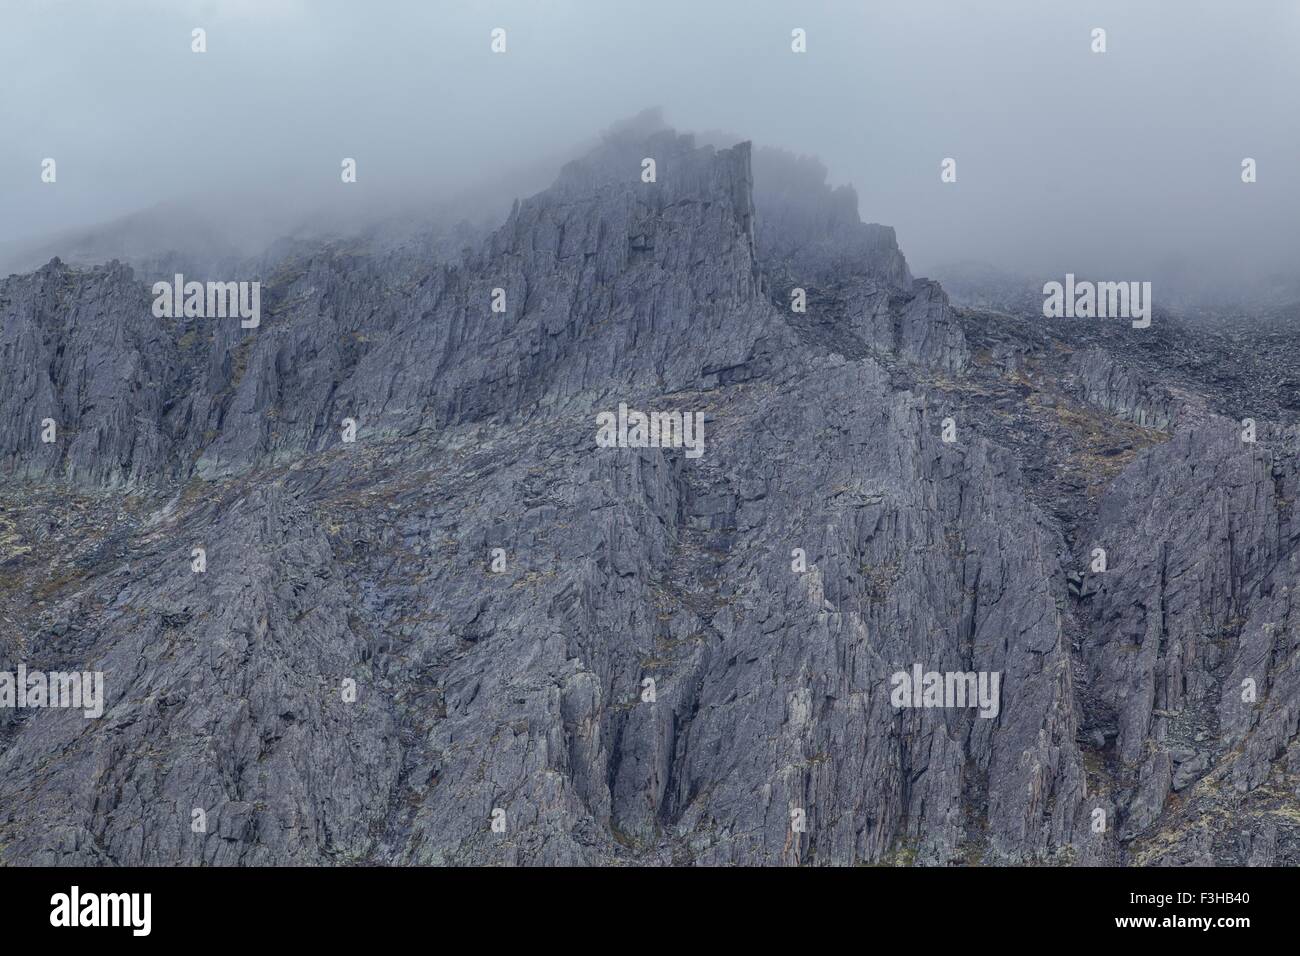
[1,119,1297,866]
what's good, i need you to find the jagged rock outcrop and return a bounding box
[0,120,1296,866]
[751,147,912,293]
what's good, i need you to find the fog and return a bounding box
[2,0,1297,296]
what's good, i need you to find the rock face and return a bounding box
[1,121,1297,866]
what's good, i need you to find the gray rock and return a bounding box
[0,120,1297,866]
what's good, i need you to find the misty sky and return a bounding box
[2,0,1297,283]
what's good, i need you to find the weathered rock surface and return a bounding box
[0,120,1297,865]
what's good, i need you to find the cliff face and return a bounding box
[0,123,1296,865]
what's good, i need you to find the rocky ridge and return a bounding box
[0,120,1297,865]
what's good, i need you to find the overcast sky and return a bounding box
[2,0,1297,283]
